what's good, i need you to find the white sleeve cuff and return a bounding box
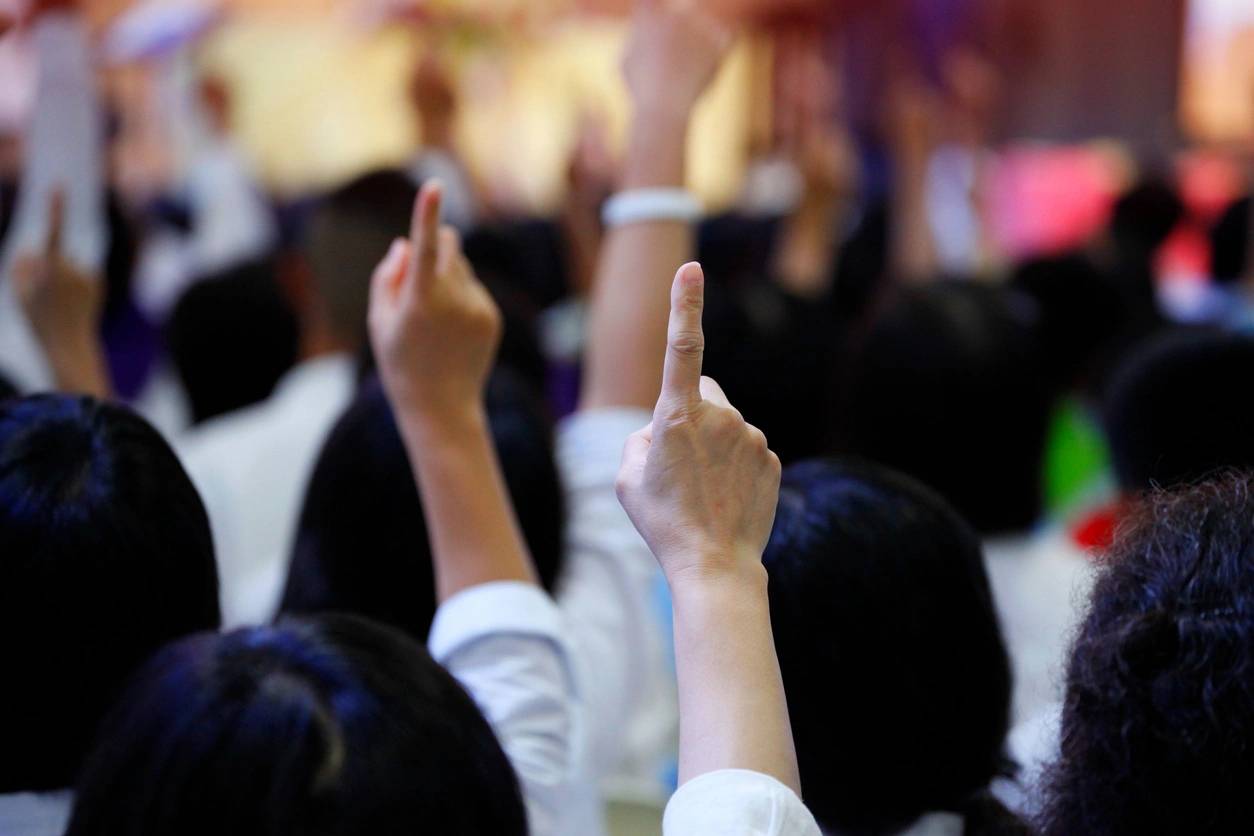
[428,580,565,662]
[556,408,653,492]
[663,770,822,836]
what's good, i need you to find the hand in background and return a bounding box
[369,180,502,421]
[616,262,781,585]
[13,191,109,398]
[622,0,734,123]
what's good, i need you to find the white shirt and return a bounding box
[177,354,356,627]
[429,581,582,836]
[555,409,679,803]
[662,770,821,836]
[0,12,105,393]
[983,528,1095,725]
[0,790,72,836]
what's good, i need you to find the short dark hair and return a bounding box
[305,170,417,349]
[1102,329,1254,493]
[1041,472,1254,836]
[1210,195,1250,285]
[0,395,221,792]
[66,614,528,836]
[839,282,1053,535]
[279,372,564,639]
[168,258,300,425]
[764,459,1015,834]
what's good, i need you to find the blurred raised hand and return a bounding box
[622,0,734,123]
[368,180,502,420]
[615,262,781,585]
[13,191,109,398]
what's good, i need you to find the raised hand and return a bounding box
[622,0,734,122]
[368,180,502,421]
[615,262,781,585]
[13,191,109,398]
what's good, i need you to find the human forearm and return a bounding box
[397,405,536,602]
[44,334,110,399]
[582,111,693,411]
[670,563,800,794]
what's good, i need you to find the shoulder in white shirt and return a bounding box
[0,790,73,836]
[663,770,821,836]
[177,353,357,627]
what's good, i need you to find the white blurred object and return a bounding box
[0,23,35,135]
[102,0,222,64]
[738,154,804,217]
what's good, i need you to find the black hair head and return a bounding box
[66,614,528,836]
[764,458,1014,833]
[1041,472,1254,836]
[280,370,564,638]
[839,281,1053,535]
[1210,195,1250,286]
[1102,329,1254,493]
[168,258,300,425]
[0,395,221,792]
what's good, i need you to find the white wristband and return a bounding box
[602,188,702,228]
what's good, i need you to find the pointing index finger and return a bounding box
[659,262,705,412]
[409,179,444,290]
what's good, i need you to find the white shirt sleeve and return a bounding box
[0,11,106,392]
[555,408,679,794]
[662,770,822,836]
[428,581,578,836]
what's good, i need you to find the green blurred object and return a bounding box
[1043,396,1112,518]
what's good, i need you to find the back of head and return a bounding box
[0,395,221,792]
[1210,195,1250,286]
[840,281,1053,535]
[67,614,528,836]
[1109,178,1184,261]
[280,372,564,638]
[1103,329,1254,493]
[1042,473,1254,836]
[168,258,300,425]
[306,170,417,349]
[764,459,1013,833]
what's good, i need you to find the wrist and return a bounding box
[666,550,768,598]
[399,398,488,440]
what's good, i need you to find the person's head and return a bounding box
[840,281,1052,535]
[168,258,300,425]
[67,614,528,836]
[1103,329,1254,494]
[0,370,15,403]
[1041,472,1254,836]
[1109,178,1184,263]
[1009,253,1127,393]
[1210,195,1250,286]
[0,395,221,793]
[305,170,417,350]
[280,372,564,639]
[764,459,1015,834]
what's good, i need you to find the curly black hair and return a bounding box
[1040,472,1254,835]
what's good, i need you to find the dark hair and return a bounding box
[305,170,417,349]
[67,614,528,836]
[839,282,1053,535]
[0,395,221,792]
[280,371,564,639]
[0,370,16,403]
[168,258,300,425]
[1102,329,1254,493]
[1041,472,1254,835]
[1109,178,1184,261]
[764,459,1017,834]
[1210,195,1250,286]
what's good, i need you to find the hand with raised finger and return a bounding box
[13,190,108,397]
[616,261,781,586]
[368,179,502,422]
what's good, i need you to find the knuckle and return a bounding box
[668,331,704,357]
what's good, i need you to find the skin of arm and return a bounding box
[579,0,732,411]
[368,181,538,601]
[615,261,800,793]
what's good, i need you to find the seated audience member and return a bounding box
[1040,473,1254,835]
[1207,195,1253,329]
[66,615,530,836]
[1103,329,1254,494]
[0,395,221,836]
[167,258,299,425]
[616,262,822,835]
[841,282,1092,725]
[280,370,564,638]
[764,459,1026,835]
[177,169,416,627]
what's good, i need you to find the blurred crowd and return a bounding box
[1,0,1253,834]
